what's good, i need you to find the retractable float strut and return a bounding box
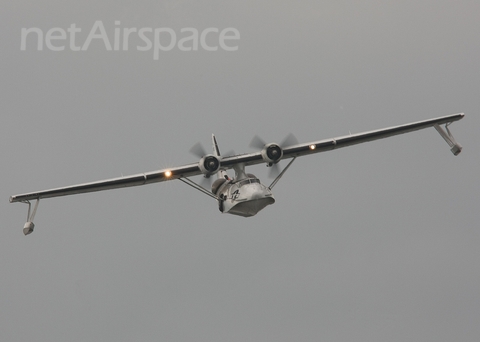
[22,199,40,236]
[434,122,463,156]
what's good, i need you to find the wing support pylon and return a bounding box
[268,157,297,190]
[434,122,463,156]
[178,177,219,200]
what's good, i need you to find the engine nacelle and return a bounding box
[198,154,221,176]
[261,143,283,164]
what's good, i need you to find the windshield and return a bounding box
[238,178,260,187]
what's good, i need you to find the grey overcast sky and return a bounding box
[1,1,479,341]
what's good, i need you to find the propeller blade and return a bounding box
[190,142,207,158]
[268,163,280,178]
[280,133,298,148]
[249,135,267,149]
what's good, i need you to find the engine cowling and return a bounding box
[198,154,221,175]
[261,143,283,164]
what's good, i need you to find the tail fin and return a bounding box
[212,134,228,180]
[212,134,221,157]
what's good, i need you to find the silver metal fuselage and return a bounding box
[215,177,275,217]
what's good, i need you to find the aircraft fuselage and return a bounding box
[215,177,275,217]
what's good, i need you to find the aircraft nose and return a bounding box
[251,190,262,199]
[250,184,268,199]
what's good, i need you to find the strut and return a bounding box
[434,122,463,155]
[21,199,40,235]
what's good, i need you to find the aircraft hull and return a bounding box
[221,182,275,217]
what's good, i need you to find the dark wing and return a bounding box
[219,113,465,169]
[10,113,464,203]
[10,163,201,203]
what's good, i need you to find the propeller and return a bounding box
[280,133,299,149]
[189,142,234,190]
[188,142,212,189]
[249,133,298,150]
[249,133,298,178]
[249,135,267,150]
[190,142,208,158]
[190,142,235,159]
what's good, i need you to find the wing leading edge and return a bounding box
[10,113,464,204]
[9,164,201,203]
[219,113,464,168]
[282,112,464,159]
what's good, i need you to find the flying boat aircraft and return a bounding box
[10,113,465,235]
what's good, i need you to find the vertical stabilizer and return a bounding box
[212,134,228,179]
[212,134,221,156]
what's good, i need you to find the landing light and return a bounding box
[165,170,172,177]
[309,144,316,150]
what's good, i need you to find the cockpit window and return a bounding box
[238,178,260,187]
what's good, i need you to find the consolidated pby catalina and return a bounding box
[10,113,465,235]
